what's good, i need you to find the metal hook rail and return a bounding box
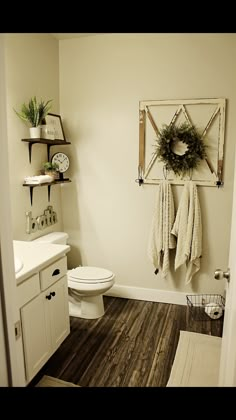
[135,169,224,188]
[135,177,224,188]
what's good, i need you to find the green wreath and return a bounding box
[155,122,206,176]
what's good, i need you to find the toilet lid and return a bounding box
[68,266,114,283]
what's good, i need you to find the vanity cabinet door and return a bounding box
[21,292,51,383]
[21,275,70,383]
[49,275,70,352]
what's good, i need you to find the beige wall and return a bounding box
[5,34,63,241]
[0,35,10,386]
[59,33,236,295]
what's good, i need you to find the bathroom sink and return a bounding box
[14,256,24,274]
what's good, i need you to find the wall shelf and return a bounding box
[21,139,71,163]
[23,179,72,206]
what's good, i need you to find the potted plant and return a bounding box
[42,161,59,180]
[14,96,53,138]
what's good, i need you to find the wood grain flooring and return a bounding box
[29,296,224,388]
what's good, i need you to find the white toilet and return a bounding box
[34,232,115,319]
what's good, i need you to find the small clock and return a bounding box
[51,152,70,181]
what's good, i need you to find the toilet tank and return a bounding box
[34,232,69,245]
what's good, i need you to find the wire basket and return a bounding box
[186,294,225,321]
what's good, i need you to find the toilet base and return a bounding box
[69,294,105,319]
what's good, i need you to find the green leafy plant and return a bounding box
[14,96,53,127]
[42,161,59,172]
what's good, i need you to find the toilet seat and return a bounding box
[68,266,114,284]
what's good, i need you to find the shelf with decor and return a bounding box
[21,138,71,163]
[23,179,72,206]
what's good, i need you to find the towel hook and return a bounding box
[135,165,144,186]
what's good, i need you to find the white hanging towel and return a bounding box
[147,180,176,278]
[171,181,202,284]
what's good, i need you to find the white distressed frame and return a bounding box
[138,98,226,186]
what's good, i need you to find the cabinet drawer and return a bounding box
[17,273,40,308]
[39,256,67,290]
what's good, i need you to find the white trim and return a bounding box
[105,284,187,306]
[0,35,26,386]
[219,148,236,386]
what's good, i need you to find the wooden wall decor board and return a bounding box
[138,98,226,187]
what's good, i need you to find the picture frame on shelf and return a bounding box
[44,113,66,141]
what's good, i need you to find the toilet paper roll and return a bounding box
[204,302,223,320]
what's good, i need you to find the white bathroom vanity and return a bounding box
[14,240,70,384]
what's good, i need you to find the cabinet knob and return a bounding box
[50,291,56,297]
[46,294,52,300]
[52,268,60,276]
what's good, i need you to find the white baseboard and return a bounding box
[105,284,187,305]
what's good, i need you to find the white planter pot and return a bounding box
[29,126,41,139]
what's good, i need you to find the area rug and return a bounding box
[36,375,80,387]
[167,331,222,387]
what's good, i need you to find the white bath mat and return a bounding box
[36,375,80,387]
[167,331,222,387]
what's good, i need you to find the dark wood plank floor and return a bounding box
[29,296,224,388]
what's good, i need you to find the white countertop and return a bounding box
[14,240,70,285]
